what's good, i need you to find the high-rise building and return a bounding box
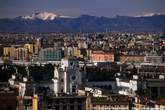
[39,48,63,61]
[16,48,29,61]
[24,43,34,60]
[3,47,11,57]
[3,46,17,60]
[9,47,17,60]
[34,38,43,54]
[24,43,34,54]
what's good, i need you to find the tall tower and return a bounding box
[35,38,43,54]
[60,58,82,94]
[52,66,59,96]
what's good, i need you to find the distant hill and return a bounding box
[0,12,165,33]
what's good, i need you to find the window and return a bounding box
[77,99,82,103]
[70,62,73,66]
[61,89,63,93]
[55,106,59,110]
[72,86,76,93]
[61,78,64,82]
[78,105,82,110]
[63,105,67,110]
[72,76,76,80]
[70,105,74,110]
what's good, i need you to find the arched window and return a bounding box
[108,85,112,90]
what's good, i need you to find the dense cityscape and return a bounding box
[0,32,165,110]
[1,0,165,110]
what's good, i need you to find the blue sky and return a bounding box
[0,0,165,18]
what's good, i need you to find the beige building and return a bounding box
[91,95,130,110]
[120,55,145,63]
[3,47,17,60]
[24,43,34,54]
[3,47,11,57]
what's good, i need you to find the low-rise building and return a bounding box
[116,75,146,97]
[119,55,145,63]
[146,79,165,100]
[41,96,89,110]
[91,95,130,110]
[0,91,17,110]
[91,51,114,62]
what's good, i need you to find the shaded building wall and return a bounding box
[0,92,17,110]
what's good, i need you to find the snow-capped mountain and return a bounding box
[135,13,164,17]
[21,12,69,20]
[0,13,165,33]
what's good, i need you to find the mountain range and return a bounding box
[0,12,165,33]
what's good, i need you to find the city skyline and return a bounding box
[0,0,165,18]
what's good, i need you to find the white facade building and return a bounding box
[52,58,82,95]
[116,75,145,96]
